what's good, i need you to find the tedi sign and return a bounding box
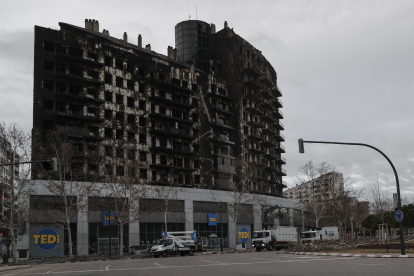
[32,228,60,251]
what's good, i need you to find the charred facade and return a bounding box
[32,19,285,197]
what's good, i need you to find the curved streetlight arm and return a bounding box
[301,140,405,255]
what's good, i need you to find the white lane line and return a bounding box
[46,268,61,273]
[154,263,164,267]
[105,265,111,270]
[17,257,358,275]
[202,260,225,264]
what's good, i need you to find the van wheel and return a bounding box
[189,250,194,256]
[154,255,160,258]
[256,248,261,252]
[162,252,168,258]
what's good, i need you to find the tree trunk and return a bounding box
[164,210,167,232]
[10,225,18,264]
[315,219,318,228]
[119,223,124,257]
[234,220,238,251]
[67,218,73,259]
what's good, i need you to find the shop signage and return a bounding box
[207,213,217,226]
[103,211,117,226]
[32,228,60,251]
[238,227,249,243]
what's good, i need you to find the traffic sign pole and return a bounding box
[299,140,406,255]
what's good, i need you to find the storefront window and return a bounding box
[88,223,129,254]
[139,223,185,246]
[194,223,228,249]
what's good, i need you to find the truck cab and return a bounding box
[252,230,274,251]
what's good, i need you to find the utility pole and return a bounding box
[219,203,224,254]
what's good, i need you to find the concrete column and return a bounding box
[228,214,236,249]
[129,221,140,252]
[184,200,193,231]
[289,208,294,227]
[253,204,262,232]
[77,197,88,256]
[301,210,305,232]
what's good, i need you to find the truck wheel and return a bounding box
[162,252,168,258]
[256,248,261,252]
[180,252,185,256]
[189,250,194,256]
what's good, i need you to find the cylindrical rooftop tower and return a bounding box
[175,20,210,72]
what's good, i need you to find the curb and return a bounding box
[287,252,414,258]
[0,265,32,273]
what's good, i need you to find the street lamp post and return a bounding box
[298,139,405,255]
[350,217,354,240]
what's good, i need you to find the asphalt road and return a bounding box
[2,251,413,276]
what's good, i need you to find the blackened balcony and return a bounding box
[274,109,283,119]
[260,75,274,88]
[244,66,262,78]
[149,112,194,125]
[212,134,235,145]
[262,127,277,136]
[275,120,284,130]
[247,133,263,142]
[275,132,285,142]
[146,78,172,90]
[57,126,102,140]
[261,89,276,101]
[272,86,282,97]
[211,103,233,115]
[55,72,104,86]
[150,127,193,140]
[209,91,232,101]
[264,165,278,172]
[150,145,194,155]
[263,140,278,148]
[55,111,103,122]
[247,147,265,155]
[149,163,178,170]
[169,82,195,94]
[275,156,286,165]
[261,101,276,112]
[244,104,264,115]
[274,98,283,108]
[211,117,234,131]
[261,113,276,124]
[276,168,287,176]
[214,164,236,174]
[56,53,104,67]
[149,96,195,110]
[55,92,104,104]
[245,92,262,102]
[275,144,285,153]
[246,119,263,129]
[263,152,277,160]
[244,80,261,91]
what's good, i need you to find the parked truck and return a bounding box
[150,231,197,258]
[252,226,298,251]
[300,227,339,243]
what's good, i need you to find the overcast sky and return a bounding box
[1,0,413,200]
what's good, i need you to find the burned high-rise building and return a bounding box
[32,19,285,196]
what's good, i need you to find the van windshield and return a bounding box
[253,232,269,238]
[157,239,167,245]
[301,232,316,239]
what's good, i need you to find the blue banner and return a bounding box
[103,211,117,226]
[208,213,217,226]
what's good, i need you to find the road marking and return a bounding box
[202,260,225,264]
[46,268,61,273]
[15,256,361,275]
[105,265,111,270]
[154,263,164,267]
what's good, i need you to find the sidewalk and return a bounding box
[0,264,32,273]
[287,251,414,258]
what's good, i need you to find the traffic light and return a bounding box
[298,138,305,154]
[51,157,58,172]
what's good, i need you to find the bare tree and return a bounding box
[150,169,183,231]
[213,156,260,251]
[33,130,99,258]
[370,176,392,226]
[296,161,338,228]
[101,157,147,257]
[0,121,32,264]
